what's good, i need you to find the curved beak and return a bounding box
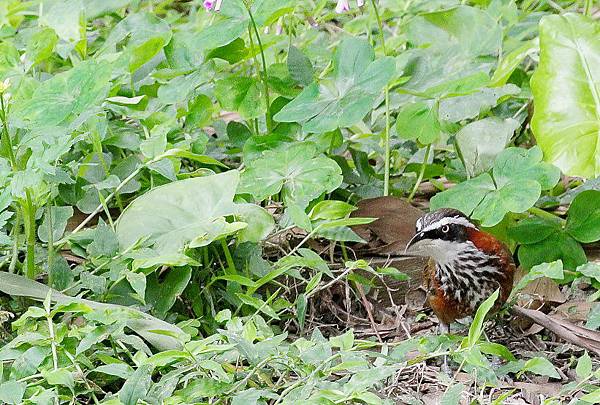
[404,231,425,254]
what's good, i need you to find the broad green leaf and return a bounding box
[508,216,561,245]
[531,13,600,178]
[39,0,83,43]
[274,38,395,133]
[432,147,560,227]
[566,190,600,243]
[396,101,441,144]
[117,171,272,259]
[521,357,560,378]
[517,232,586,271]
[456,118,519,177]
[25,27,58,67]
[587,303,600,330]
[12,60,112,128]
[296,293,307,330]
[239,142,342,208]
[0,381,26,404]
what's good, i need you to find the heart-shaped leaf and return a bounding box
[116,171,274,262]
[531,13,600,178]
[274,38,395,133]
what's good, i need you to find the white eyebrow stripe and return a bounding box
[419,216,476,233]
[416,217,424,231]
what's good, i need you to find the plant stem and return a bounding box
[528,206,566,225]
[46,202,54,273]
[0,93,17,170]
[9,207,20,273]
[220,239,237,274]
[407,144,431,202]
[24,190,37,279]
[369,0,391,196]
[584,0,593,16]
[245,2,272,132]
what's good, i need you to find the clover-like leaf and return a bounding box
[239,142,342,208]
[566,190,600,243]
[116,171,274,264]
[531,13,600,178]
[431,147,560,227]
[274,38,395,133]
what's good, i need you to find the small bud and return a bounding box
[0,78,10,93]
[357,0,365,7]
[215,0,223,11]
[335,0,350,13]
[203,0,214,11]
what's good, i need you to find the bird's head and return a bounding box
[405,208,478,264]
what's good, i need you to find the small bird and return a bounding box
[405,208,515,336]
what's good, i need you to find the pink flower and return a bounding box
[335,0,350,13]
[204,0,223,11]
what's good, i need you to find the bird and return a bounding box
[404,208,515,339]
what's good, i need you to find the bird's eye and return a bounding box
[441,225,450,233]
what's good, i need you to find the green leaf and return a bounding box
[296,293,307,330]
[146,267,192,318]
[521,357,560,378]
[531,13,600,178]
[576,352,593,380]
[0,381,26,404]
[587,303,600,330]
[274,38,395,133]
[511,260,564,298]
[0,272,185,351]
[309,200,356,220]
[12,60,112,128]
[432,147,560,227]
[239,142,342,208]
[42,368,75,391]
[439,85,520,123]
[467,289,498,347]
[215,77,264,120]
[26,27,58,67]
[517,233,586,271]
[581,389,600,404]
[440,384,465,405]
[119,364,154,405]
[288,45,314,86]
[396,101,441,144]
[566,190,600,243]
[330,329,354,351]
[236,293,280,320]
[116,171,271,261]
[37,206,73,243]
[456,118,519,177]
[508,216,561,245]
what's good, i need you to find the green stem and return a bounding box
[24,190,37,279]
[369,0,391,196]
[46,202,54,274]
[584,0,593,16]
[528,206,566,225]
[0,93,17,170]
[245,2,272,132]
[407,144,431,202]
[220,239,237,274]
[9,207,20,273]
